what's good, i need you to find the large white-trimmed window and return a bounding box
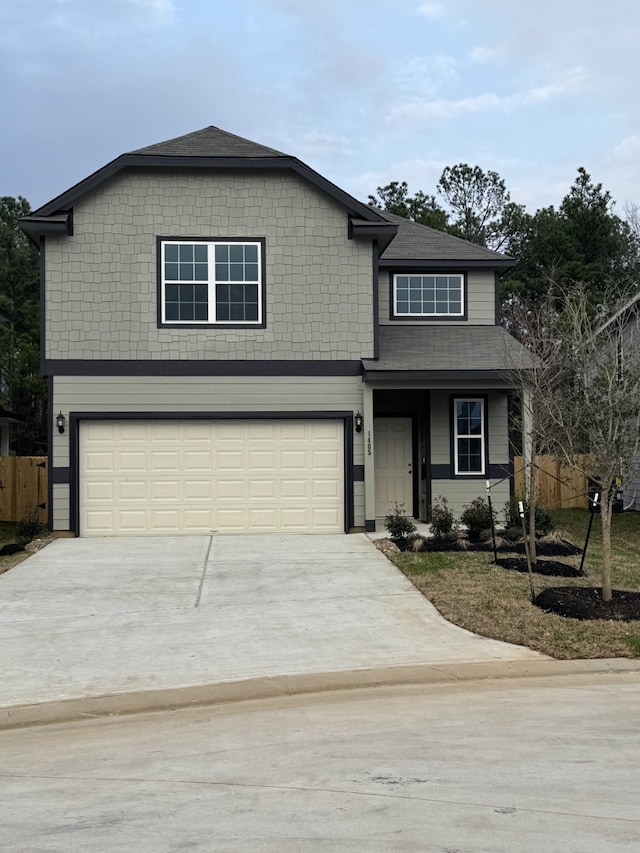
[160,240,263,325]
[393,273,464,317]
[454,398,485,475]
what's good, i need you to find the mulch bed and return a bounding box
[495,557,582,578]
[535,586,640,621]
[406,537,582,558]
[506,539,582,557]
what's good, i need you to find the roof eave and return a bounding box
[30,153,386,223]
[379,257,516,270]
[18,212,73,248]
[362,368,523,382]
[350,219,399,252]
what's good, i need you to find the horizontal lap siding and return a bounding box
[429,390,510,519]
[51,374,365,531]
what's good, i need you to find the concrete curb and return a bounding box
[2,658,639,731]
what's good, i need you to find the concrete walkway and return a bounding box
[0,532,621,728]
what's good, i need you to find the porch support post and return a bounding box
[363,382,376,531]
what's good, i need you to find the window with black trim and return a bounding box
[393,273,464,317]
[454,398,485,475]
[160,240,263,325]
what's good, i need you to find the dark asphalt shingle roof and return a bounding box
[370,207,514,265]
[131,126,289,159]
[363,325,534,373]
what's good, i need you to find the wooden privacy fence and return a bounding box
[513,455,588,510]
[0,457,48,524]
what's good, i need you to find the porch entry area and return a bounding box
[372,390,429,525]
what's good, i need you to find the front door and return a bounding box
[374,417,413,518]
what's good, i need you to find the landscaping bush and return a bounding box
[15,508,47,545]
[429,496,458,540]
[504,497,554,537]
[384,502,417,546]
[460,497,495,541]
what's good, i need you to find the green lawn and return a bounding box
[391,509,640,659]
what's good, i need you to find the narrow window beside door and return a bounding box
[453,398,485,475]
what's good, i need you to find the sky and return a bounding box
[2,0,640,218]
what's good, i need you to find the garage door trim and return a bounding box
[69,410,355,536]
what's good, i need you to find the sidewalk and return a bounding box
[1,533,635,729]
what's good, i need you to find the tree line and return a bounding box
[0,196,45,455]
[369,165,640,308]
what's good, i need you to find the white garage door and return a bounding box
[80,419,344,536]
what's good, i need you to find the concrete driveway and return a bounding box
[0,533,550,726]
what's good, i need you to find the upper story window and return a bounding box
[159,239,264,326]
[392,273,464,318]
[453,398,486,475]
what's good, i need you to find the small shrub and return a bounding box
[430,496,457,540]
[15,508,47,545]
[384,502,417,546]
[504,497,554,537]
[460,497,495,541]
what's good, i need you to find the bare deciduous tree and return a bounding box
[508,283,640,601]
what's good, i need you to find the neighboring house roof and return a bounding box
[20,126,396,247]
[362,326,534,380]
[597,289,640,334]
[370,207,515,269]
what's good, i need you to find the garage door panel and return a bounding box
[118,481,147,501]
[184,451,212,470]
[217,479,244,499]
[119,451,148,472]
[216,450,244,470]
[80,419,344,535]
[312,479,341,499]
[280,450,307,470]
[247,479,277,499]
[84,451,116,473]
[184,480,213,500]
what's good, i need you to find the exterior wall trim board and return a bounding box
[68,410,355,536]
[364,369,517,382]
[379,258,515,270]
[46,360,364,377]
[155,236,267,329]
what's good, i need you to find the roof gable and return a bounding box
[21,126,387,234]
[130,126,288,159]
[372,207,514,269]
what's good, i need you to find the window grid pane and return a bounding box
[455,399,484,474]
[213,243,261,323]
[395,275,463,316]
[163,241,262,324]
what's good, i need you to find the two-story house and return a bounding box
[20,126,529,536]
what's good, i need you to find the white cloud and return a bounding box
[129,0,177,26]
[469,46,504,64]
[389,66,591,123]
[390,92,504,122]
[394,55,458,97]
[526,67,589,103]
[416,2,444,19]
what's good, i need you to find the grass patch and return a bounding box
[390,509,640,660]
[0,521,48,576]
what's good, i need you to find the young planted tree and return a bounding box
[534,285,640,601]
[502,288,566,568]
